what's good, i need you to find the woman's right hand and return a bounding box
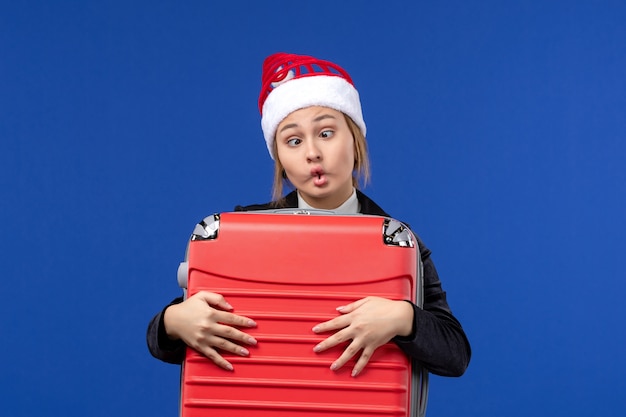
[163,291,257,371]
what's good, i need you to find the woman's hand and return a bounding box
[163,291,257,371]
[312,296,414,377]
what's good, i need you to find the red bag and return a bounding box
[178,210,428,417]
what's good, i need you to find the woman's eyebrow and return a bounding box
[279,123,298,133]
[313,114,337,123]
[279,114,337,134]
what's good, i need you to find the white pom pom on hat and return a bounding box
[258,53,366,159]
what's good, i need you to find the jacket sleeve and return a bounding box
[146,296,187,364]
[393,238,471,377]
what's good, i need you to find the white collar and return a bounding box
[297,189,360,214]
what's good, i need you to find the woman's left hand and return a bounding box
[312,296,414,377]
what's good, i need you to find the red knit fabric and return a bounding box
[258,53,354,114]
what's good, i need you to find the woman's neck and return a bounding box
[297,188,359,214]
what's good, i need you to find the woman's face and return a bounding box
[275,106,355,209]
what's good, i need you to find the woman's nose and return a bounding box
[306,142,322,162]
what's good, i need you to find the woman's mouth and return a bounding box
[311,168,327,186]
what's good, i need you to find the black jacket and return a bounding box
[147,190,471,376]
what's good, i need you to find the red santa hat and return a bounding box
[259,53,367,159]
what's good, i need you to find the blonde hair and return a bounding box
[270,113,370,204]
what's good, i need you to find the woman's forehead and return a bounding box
[279,106,343,125]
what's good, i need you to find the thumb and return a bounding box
[336,297,368,314]
[196,291,233,311]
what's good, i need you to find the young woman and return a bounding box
[147,52,471,378]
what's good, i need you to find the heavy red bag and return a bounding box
[177,210,428,417]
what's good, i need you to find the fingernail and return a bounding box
[313,344,321,352]
[247,337,257,345]
[312,325,320,333]
[224,303,233,309]
[225,363,233,371]
[336,306,346,311]
[351,368,359,377]
[240,347,249,356]
[248,319,257,327]
[330,362,338,371]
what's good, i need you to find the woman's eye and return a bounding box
[286,138,302,147]
[320,130,334,139]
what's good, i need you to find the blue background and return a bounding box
[2,1,625,415]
